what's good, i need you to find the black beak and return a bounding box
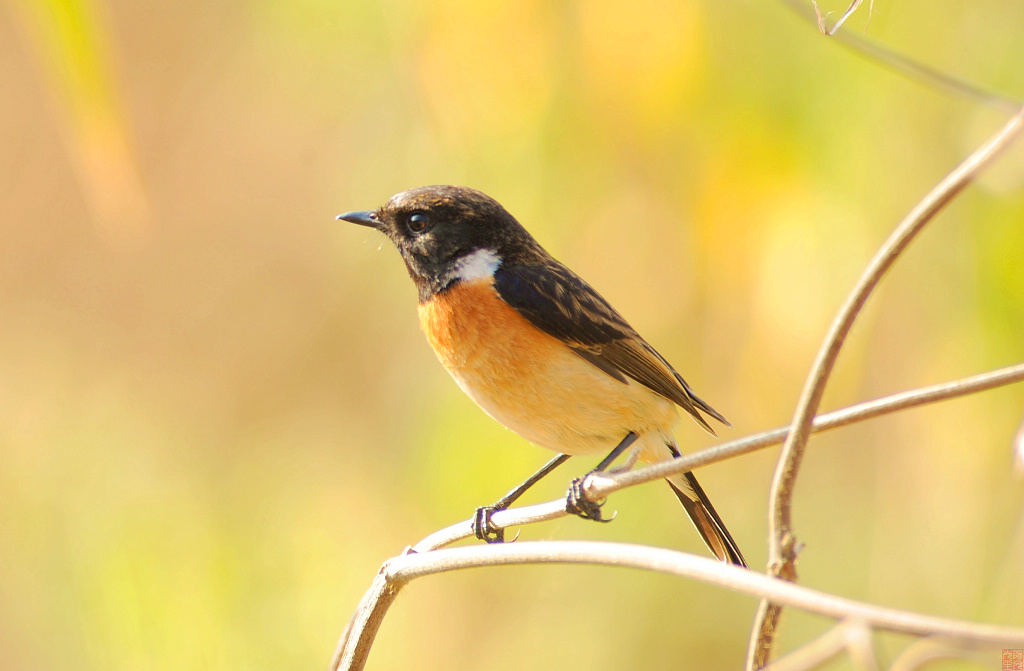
[336,210,381,229]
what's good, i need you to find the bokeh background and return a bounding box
[2,0,1023,669]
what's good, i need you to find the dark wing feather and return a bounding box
[493,263,728,433]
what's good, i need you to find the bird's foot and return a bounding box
[565,476,616,523]
[472,505,518,543]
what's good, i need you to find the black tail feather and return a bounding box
[666,472,746,568]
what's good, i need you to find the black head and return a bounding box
[338,185,543,300]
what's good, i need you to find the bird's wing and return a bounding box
[493,262,728,433]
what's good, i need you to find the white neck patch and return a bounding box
[449,248,501,283]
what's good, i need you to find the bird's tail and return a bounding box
[666,470,746,568]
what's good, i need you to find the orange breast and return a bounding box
[417,279,679,456]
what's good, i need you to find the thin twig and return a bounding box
[410,362,1024,554]
[778,0,1020,112]
[591,362,1024,498]
[760,621,861,671]
[845,620,881,671]
[391,543,1024,644]
[889,636,999,671]
[330,566,404,671]
[828,1,870,36]
[762,620,877,671]
[813,0,871,36]
[750,107,1024,669]
[332,360,1024,666]
[1014,411,1024,475]
[332,541,1024,670]
[411,500,566,554]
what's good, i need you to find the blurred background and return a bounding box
[2,0,1023,669]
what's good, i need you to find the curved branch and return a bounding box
[333,361,1024,670]
[590,362,1024,498]
[777,0,1021,112]
[888,636,998,671]
[759,622,857,671]
[332,541,1024,670]
[329,569,401,671]
[390,543,1024,642]
[331,361,1024,668]
[761,621,876,671]
[751,106,1024,669]
[410,362,1024,554]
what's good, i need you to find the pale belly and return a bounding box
[418,279,680,457]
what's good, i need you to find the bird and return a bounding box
[338,185,745,566]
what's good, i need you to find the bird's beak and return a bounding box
[336,210,381,229]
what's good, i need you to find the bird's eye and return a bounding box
[407,212,430,233]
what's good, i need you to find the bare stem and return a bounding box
[750,107,1024,669]
[330,566,404,671]
[593,362,1024,497]
[389,542,1024,644]
[761,621,876,671]
[332,358,1024,669]
[779,0,1020,112]
[409,362,1024,554]
[889,636,999,671]
[332,541,1024,670]
[816,0,870,37]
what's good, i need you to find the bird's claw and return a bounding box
[472,505,520,543]
[566,477,616,523]
[473,505,504,543]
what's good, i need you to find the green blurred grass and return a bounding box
[1,0,1022,669]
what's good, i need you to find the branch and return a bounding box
[812,0,871,37]
[1015,411,1024,474]
[590,362,1024,498]
[778,0,1020,112]
[761,620,876,671]
[329,569,400,671]
[331,541,1024,671]
[331,358,1024,667]
[750,106,1024,669]
[889,636,999,671]
[409,361,1024,554]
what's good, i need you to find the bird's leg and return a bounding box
[473,453,571,543]
[566,431,638,522]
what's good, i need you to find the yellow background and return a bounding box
[1,0,1023,668]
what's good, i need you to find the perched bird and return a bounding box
[338,185,745,566]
